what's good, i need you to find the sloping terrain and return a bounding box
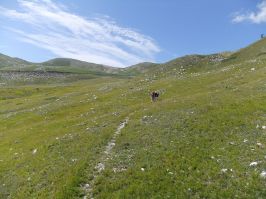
[123,62,158,75]
[225,37,266,63]
[41,58,122,74]
[0,53,33,70]
[0,39,266,198]
[0,56,122,76]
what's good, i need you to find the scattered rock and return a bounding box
[84,183,90,189]
[0,71,71,82]
[257,142,263,147]
[249,161,258,167]
[113,167,127,173]
[95,163,105,172]
[93,95,97,100]
[141,168,145,172]
[112,112,119,116]
[221,168,233,173]
[32,149,37,155]
[142,115,153,123]
[82,183,90,195]
[260,171,266,179]
[221,168,228,173]
[81,117,129,197]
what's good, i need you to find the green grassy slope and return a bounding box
[41,58,122,74]
[123,62,159,75]
[0,53,33,70]
[0,39,266,198]
[0,56,123,76]
[225,37,266,63]
[91,59,266,198]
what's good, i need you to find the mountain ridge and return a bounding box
[1,38,266,75]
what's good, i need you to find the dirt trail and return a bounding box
[82,117,129,199]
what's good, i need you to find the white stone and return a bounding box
[260,171,266,179]
[32,149,37,155]
[249,161,258,167]
[257,142,263,147]
[84,183,90,189]
[221,168,228,173]
[95,163,105,172]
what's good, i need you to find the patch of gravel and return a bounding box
[0,71,72,82]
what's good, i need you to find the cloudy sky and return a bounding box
[0,0,265,67]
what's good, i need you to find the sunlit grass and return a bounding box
[0,52,266,198]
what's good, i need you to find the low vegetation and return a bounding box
[0,39,266,198]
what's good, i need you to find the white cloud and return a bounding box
[232,1,266,24]
[0,0,160,67]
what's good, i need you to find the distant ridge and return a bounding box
[41,58,121,74]
[2,38,266,75]
[0,53,32,69]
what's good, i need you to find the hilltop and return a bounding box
[0,53,32,69]
[0,55,122,76]
[0,48,235,76]
[225,37,266,63]
[41,58,122,74]
[4,37,266,77]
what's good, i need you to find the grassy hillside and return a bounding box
[0,56,123,76]
[0,53,33,70]
[225,37,266,63]
[41,58,122,74]
[0,39,266,198]
[124,62,159,75]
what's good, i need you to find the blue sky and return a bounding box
[0,0,265,67]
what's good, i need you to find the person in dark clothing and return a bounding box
[150,91,159,102]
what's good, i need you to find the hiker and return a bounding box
[150,91,159,102]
